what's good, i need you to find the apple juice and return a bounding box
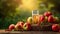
[32,15,39,24]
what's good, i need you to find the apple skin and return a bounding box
[52,24,59,31]
[48,16,55,23]
[9,24,15,31]
[17,21,24,26]
[23,22,31,30]
[58,26,60,32]
[58,25,60,31]
[44,11,52,17]
[15,21,24,30]
[59,30,60,32]
[39,15,45,22]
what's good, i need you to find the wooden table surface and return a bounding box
[0,30,60,34]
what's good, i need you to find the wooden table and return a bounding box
[0,30,60,34]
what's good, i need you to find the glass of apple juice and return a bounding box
[32,10,39,24]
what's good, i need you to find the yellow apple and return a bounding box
[27,17,32,24]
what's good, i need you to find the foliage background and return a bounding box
[0,0,60,29]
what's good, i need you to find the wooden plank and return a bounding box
[0,30,60,34]
[0,31,60,34]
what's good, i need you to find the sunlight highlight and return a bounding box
[19,0,39,11]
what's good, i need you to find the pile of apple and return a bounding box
[8,11,60,32]
[8,21,31,31]
[39,11,60,32]
[40,11,60,32]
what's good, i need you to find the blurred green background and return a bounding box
[0,0,60,29]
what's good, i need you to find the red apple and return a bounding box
[39,15,45,22]
[23,22,31,30]
[9,24,15,31]
[52,24,59,31]
[48,16,55,23]
[15,21,24,30]
[44,11,52,17]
